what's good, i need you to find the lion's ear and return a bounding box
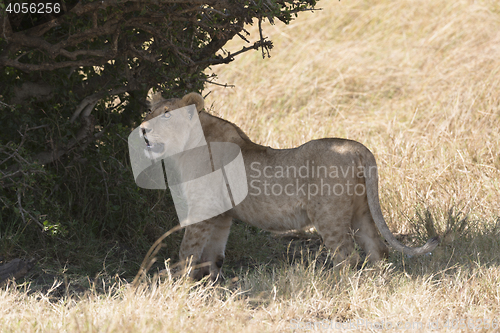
[182,92,204,112]
[147,91,165,108]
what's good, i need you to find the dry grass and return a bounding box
[205,0,500,229]
[2,0,500,331]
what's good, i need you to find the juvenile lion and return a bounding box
[141,92,439,280]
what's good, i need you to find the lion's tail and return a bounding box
[362,150,440,256]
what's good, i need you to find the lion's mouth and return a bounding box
[146,142,164,154]
[141,128,164,154]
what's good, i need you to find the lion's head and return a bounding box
[140,92,205,159]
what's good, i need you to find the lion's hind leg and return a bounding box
[351,202,389,262]
[308,197,360,267]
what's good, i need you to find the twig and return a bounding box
[16,189,44,229]
[27,124,50,131]
[17,190,26,225]
[237,32,250,43]
[99,161,110,204]
[205,80,235,88]
[0,100,13,109]
[202,7,228,17]
[195,39,273,67]
[258,17,267,59]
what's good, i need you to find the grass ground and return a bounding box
[2,0,500,331]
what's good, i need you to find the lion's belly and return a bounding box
[228,196,311,231]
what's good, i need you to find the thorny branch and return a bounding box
[1,0,313,72]
[195,39,274,67]
[1,0,315,175]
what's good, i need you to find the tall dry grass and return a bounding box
[205,0,500,230]
[2,0,500,331]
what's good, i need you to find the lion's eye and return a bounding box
[163,112,171,119]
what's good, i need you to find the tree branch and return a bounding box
[70,86,131,123]
[0,57,109,72]
[194,39,274,66]
[0,10,13,40]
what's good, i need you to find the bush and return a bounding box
[0,0,316,277]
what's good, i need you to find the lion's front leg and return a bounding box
[198,215,232,281]
[179,221,214,279]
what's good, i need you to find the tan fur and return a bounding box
[141,92,439,280]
